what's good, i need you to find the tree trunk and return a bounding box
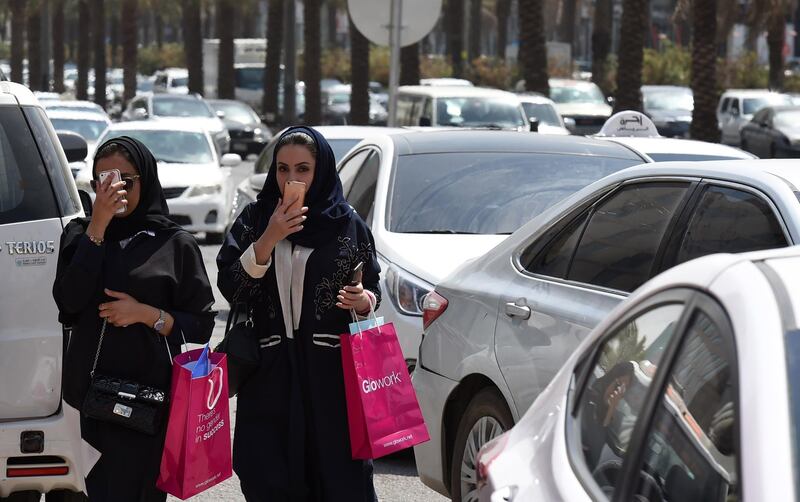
[284,0,297,124]
[10,0,25,84]
[496,0,510,59]
[768,10,785,91]
[447,0,464,77]
[613,0,646,112]
[468,0,481,62]
[27,2,42,90]
[303,0,321,125]
[121,0,137,104]
[217,0,236,99]
[263,0,283,120]
[519,0,549,94]
[182,0,204,94]
[77,0,90,99]
[690,0,719,142]
[93,0,107,109]
[154,0,163,48]
[52,0,65,92]
[110,12,119,67]
[591,0,612,94]
[204,0,213,39]
[350,13,369,125]
[327,0,337,47]
[559,0,576,48]
[401,43,420,85]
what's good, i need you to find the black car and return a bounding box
[740,105,800,158]
[642,85,694,138]
[207,99,272,157]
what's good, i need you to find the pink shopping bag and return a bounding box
[340,320,430,459]
[156,348,232,499]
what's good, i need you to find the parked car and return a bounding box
[394,85,530,130]
[87,120,241,243]
[43,100,108,118]
[45,109,111,152]
[717,89,792,146]
[414,159,800,499]
[321,84,389,126]
[740,105,800,158]
[477,244,800,502]
[0,81,91,500]
[419,78,474,87]
[152,67,189,94]
[516,93,571,135]
[641,85,694,137]
[339,130,647,369]
[121,94,231,155]
[548,78,613,135]
[207,99,272,158]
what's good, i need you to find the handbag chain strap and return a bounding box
[89,316,183,378]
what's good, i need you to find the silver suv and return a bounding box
[0,82,89,501]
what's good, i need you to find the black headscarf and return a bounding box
[257,126,353,248]
[91,136,180,241]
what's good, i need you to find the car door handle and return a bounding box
[504,302,531,320]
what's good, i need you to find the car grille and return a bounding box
[230,129,254,140]
[163,186,188,199]
[571,116,607,127]
[167,214,192,226]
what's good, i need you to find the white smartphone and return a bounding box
[98,168,126,214]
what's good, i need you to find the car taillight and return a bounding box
[422,291,448,330]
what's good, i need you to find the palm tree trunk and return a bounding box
[690,0,719,142]
[121,0,138,104]
[591,0,612,94]
[93,0,107,109]
[263,0,283,120]
[468,0,481,62]
[768,9,786,90]
[560,0,576,48]
[303,0,321,125]
[447,0,464,77]
[217,0,236,99]
[52,0,65,92]
[10,0,25,84]
[401,43,420,85]
[153,0,163,48]
[77,0,91,99]
[496,0,510,59]
[519,0,549,94]
[326,0,337,47]
[110,10,119,67]
[182,0,204,95]
[283,0,297,124]
[350,13,369,125]
[27,2,42,90]
[614,0,646,112]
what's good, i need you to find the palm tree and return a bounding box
[613,0,646,112]
[77,0,91,100]
[689,0,720,141]
[27,0,42,90]
[121,0,137,103]
[591,0,612,94]
[304,0,322,125]
[447,0,464,77]
[10,0,25,84]
[263,0,283,121]
[52,0,65,92]
[152,0,163,48]
[401,43,420,85]
[559,0,577,49]
[182,0,204,95]
[217,0,236,99]
[93,0,107,109]
[468,0,481,62]
[496,0,510,59]
[519,0,549,94]
[767,4,789,90]
[350,13,369,125]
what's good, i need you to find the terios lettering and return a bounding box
[195,409,225,443]
[361,371,402,394]
[3,240,56,255]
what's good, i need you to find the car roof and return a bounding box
[602,136,755,159]
[721,89,786,97]
[386,129,646,159]
[0,81,40,107]
[516,93,557,105]
[641,85,691,92]
[311,125,409,139]
[44,99,104,109]
[397,85,521,99]
[549,78,601,88]
[45,109,111,122]
[106,118,208,133]
[150,93,201,101]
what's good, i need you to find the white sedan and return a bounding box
[81,119,241,243]
[478,244,800,502]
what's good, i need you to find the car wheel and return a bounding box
[45,490,88,502]
[0,491,40,502]
[205,232,224,245]
[449,388,513,502]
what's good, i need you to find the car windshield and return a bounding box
[235,67,264,90]
[644,90,694,111]
[389,152,640,234]
[50,118,108,142]
[521,102,562,126]
[743,95,792,115]
[329,93,350,105]
[170,77,188,88]
[212,102,257,124]
[550,84,606,105]
[774,110,800,129]
[103,130,214,164]
[436,97,525,128]
[152,98,213,118]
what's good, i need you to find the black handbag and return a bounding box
[81,319,169,435]
[214,303,260,397]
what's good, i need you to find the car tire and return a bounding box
[45,490,88,502]
[205,232,224,245]
[449,388,513,502]
[0,491,40,502]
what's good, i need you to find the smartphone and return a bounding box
[284,181,306,213]
[349,261,364,286]
[99,169,125,214]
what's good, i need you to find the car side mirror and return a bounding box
[418,116,432,127]
[606,96,615,107]
[563,117,576,132]
[78,189,93,217]
[132,108,148,120]
[57,131,88,163]
[216,110,226,120]
[220,153,242,167]
[529,117,540,132]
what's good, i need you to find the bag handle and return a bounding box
[350,294,381,338]
[206,366,224,409]
[90,316,184,378]
[225,302,253,334]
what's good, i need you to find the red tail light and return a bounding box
[7,466,69,477]
[422,291,449,330]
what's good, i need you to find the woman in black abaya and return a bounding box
[53,136,216,501]
[217,126,381,501]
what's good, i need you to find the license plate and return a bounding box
[233,143,247,152]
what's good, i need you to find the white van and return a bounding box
[0,82,90,501]
[717,89,792,145]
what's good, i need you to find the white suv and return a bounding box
[0,82,90,500]
[717,89,791,145]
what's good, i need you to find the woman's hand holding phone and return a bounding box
[254,197,308,264]
[87,172,127,241]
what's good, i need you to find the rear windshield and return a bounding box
[153,98,213,118]
[103,129,214,164]
[235,68,264,90]
[388,152,640,234]
[50,118,108,143]
[436,97,525,128]
[521,102,562,126]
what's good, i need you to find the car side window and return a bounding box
[345,151,380,219]
[576,303,684,497]
[676,185,787,265]
[339,150,371,195]
[525,211,589,277]
[396,96,416,126]
[720,98,730,113]
[633,309,738,502]
[568,182,690,292]
[730,99,740,114]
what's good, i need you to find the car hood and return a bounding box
[222,119,258,131]
[537,124,570,135]
[154,116,225,134]
[647,109,693,122]
[555,102,612,117]
[156,162,224,188]
[379,232,506,284]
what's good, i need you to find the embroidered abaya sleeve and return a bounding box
[216,202,266,305]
